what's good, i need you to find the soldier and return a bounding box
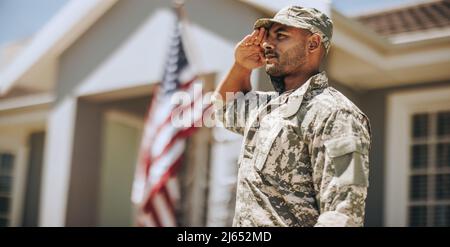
[212,5,372,227]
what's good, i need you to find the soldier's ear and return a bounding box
[308,34,321,52]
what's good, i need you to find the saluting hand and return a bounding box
[235,28,266,70]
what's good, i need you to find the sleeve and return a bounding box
[211,91,277,135]
[310,110,372,227]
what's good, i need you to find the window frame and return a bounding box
[385,86,450,226]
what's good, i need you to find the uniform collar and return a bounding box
[279,71,329,118]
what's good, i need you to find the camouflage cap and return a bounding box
[254,6,333,53]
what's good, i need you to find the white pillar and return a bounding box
[39,97,77,226]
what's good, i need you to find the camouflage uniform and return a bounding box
[212,71,372,226]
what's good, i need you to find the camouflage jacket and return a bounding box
[212,71,372,227]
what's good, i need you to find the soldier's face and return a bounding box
[262,23,311,77]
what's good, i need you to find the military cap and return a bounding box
[254,6,333,53]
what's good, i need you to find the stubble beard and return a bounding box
[265,44,307,93]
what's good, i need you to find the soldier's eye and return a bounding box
[277,33,287,40]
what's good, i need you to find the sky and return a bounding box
[332,0,431,16]
[0,0,68,45]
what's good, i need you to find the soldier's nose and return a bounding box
[262,41,274,50]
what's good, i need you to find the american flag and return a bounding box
[131,9,206,227]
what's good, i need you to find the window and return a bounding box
[386,86,450,227]
[0,153,15,227]
[409,111,450,226]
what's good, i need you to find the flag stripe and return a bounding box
[148,126,195,169]
[147,140,185,186]
[166,177,180,202]
[148,103,211,170]
[153,193,176,227]
[149,79,202,157]
[145,200,163,227]
[148,153,184,201]
[161,185,177,222]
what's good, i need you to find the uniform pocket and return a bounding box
[253,124,283,171]
[324,136,369,186]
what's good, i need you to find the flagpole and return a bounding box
[172,0,205,79]
[173,0,185,20]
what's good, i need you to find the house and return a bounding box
[0,0,449,227]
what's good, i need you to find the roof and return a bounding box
[356,0,450,37]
